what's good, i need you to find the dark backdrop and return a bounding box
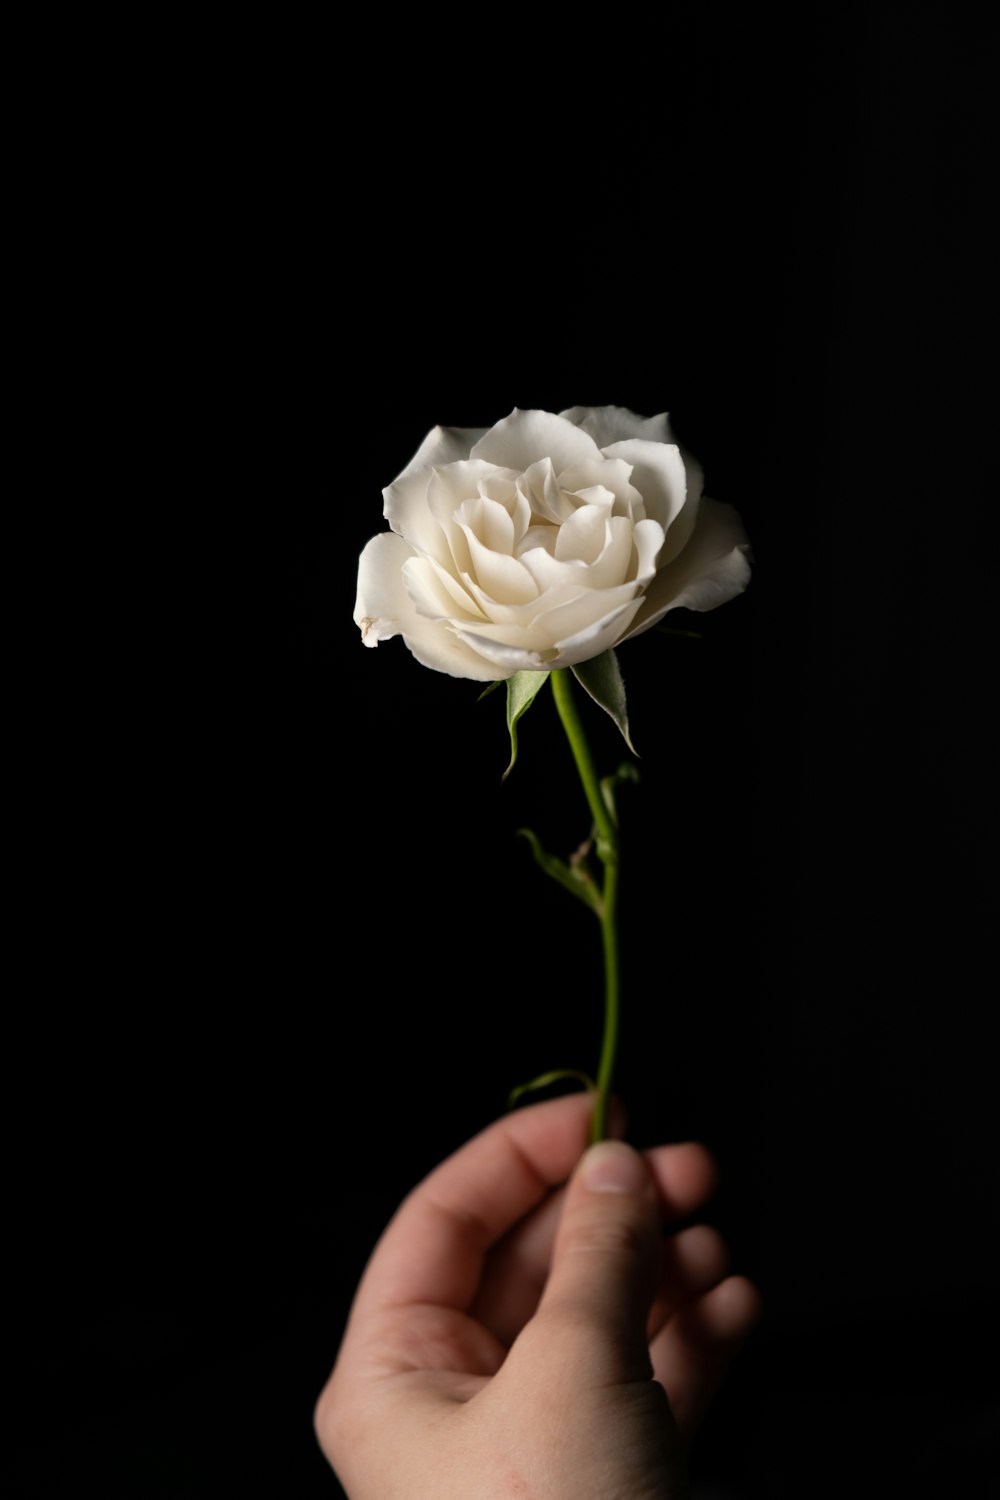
[6,10,995,1497]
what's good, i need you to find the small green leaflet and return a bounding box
[516,826,603,913]
[508,1069,596,1109]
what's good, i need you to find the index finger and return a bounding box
[351,1093,614,1319]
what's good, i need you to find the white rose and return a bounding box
[354,406,750,682]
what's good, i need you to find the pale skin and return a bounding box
[314,1093,762,1500]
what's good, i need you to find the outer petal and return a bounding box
[449,630,552,674]
[382,438,496,554]
[675,443,705,518]
[354,533,414,642]
[550,597,645,667]
[458,586,640,659]
[453,591,643,675]
[395,424,487,480]
[354,532,498,680]
[403,625,503,681]
[471,408,603,473]
[562,408,708,532]
[560,405,674,448]
[382,468,447,559]
[621,498,751,640]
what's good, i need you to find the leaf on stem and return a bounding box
[508,1069,596,1109]
[570,650,637,757]
[600,761,640,828]
[516,827,603,913]
[502,670,551,780]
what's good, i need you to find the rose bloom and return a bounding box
[355,406,750,681]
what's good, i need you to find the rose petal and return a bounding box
[386,461,517,562]
[549,596,645,666]
[632,518,667,582]
[462,581,640,655]
[586,516,636,587]
[354,532,414,640]
[457,597,644,673]
[382,468,449,560]
[601,438,690,551]
[461,526,539,605]
[518,522,558,557]
[454,494,516,555]
[402,621,503,681]
[554,504,612,564]
[676,443,705,516]
[354,533,497,679]
[425,464,516,577]
[561,405,674,448]
[557,457,641,517]
[519,545,595,593]
[538,586,642,651]
[622,497,751,639]
[518,456,575,525]
[398,424,487,477]
[450,635,551,674]
[461,577,582,629]
[471,408,603,473]
[578,513,632,588]
[402,555,484,622]
[426,462,518,524]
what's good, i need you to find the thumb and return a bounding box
[534,1139,661,1384]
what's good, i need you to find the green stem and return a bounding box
[550,671,616,851]
[591,861,620,1143]
[550,669,621,1145]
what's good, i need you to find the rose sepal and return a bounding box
[502,670,552,781]
[569,650,636,757]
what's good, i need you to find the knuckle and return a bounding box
[312,1369,354,1460]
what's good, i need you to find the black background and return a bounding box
[6,9,996,1497]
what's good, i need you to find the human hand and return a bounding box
[314,1094,761,1499]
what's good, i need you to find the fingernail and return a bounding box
[579,1140,649,1194]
